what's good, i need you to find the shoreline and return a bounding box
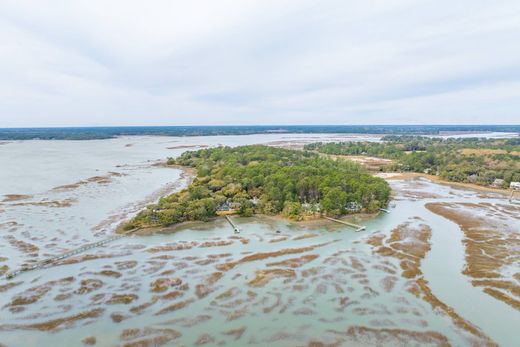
[2,129,517,142]
[379,172,511,195]
[0,132,385,142]
[127,211,380,235]
[310,149,515,196]
[113,163,197,234]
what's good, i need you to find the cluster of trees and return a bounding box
[125,145,390,228]
[305,136,520,188]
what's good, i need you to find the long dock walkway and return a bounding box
[4,228,139,280]
[324,216,366,232]
[225,215,240,233]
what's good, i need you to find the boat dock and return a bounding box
[225,215,240,233]
[4,229,139,280]
[325,216,366,231]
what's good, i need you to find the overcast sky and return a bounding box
[1,0,519,127]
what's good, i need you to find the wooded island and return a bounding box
[124,145,390,229]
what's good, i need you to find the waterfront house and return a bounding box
[492,178,505,188]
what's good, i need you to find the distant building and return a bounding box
[218,201,232,211]
[467,174,478,183]
[510,182,520,190]
[346,201,362,212]
[492,178,504,188]
[150,214,159,224]
[302,202,321,212]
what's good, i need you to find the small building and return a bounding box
[346,201,362,212]
[492,178,505,188]
[218,201,232,211]
[302,202,321,213]
[511,182,520,191]
[467,174,478,183]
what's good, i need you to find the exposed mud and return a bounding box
[266,254,319,268]
[2,195,32,202]
[216,242,335,271]
[75,279,103,295]
[9,198,77,208]
[248,269,296,287]
[4,235,39,255]
[120,327,181,347]
[155,299,194,316]
[332,326,450,346]
[366,218,496,345]
[426,202,520,311]
[292,233,318,241]
[6,277,74,310]
[370,222,431,279]
[0,308,104,332]
[51,172,127,192]
[195,272,223,298]
[81,336,97,345]
[106,294,138,305]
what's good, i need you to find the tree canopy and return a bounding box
[125,145,390,229]
[305,136,520,188]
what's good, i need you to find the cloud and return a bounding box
[0,0,519,126]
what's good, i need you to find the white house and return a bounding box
[510,182,520,190]
[492,178,504,188]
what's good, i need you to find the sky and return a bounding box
[1,0,519,127]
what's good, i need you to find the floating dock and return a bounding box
[225,215,240,233]
[325,216,366,231]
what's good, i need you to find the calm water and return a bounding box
[0,135,518,346]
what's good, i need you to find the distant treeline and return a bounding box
[1,125,519,140]
[305,136,520,188]
[124,145,390,229]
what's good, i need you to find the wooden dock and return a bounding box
[225,215,240,233]
[325,216,366,231]
[4,228,139,280]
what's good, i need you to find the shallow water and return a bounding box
[0,135,519,346]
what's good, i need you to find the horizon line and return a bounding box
[1,124,520,130]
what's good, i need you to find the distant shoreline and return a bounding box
[0,125,518,141]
